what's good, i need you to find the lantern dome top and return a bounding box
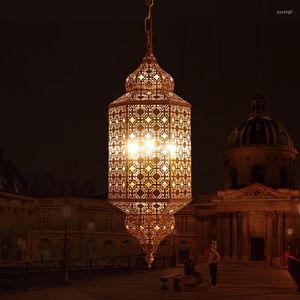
[110,53,190,108]
[125,54,174,92]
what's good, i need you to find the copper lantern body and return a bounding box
[108,2,191,267]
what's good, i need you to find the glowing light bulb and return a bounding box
[287,227,294,236]
[128,141,139,156]
[141,133,155,156]
[145,139,155,155]
[168,143,176,158]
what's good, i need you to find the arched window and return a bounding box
[279,167,288,188]
[252,165,265,184]
[230,168,238,187]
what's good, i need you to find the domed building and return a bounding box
[1,93,300,268]
[194,93,300,265]
[224,93,297,189]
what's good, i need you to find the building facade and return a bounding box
[0,93,299,265]
[0,192,196,264]
[195,93,300,264]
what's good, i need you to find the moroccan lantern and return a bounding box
[108,0,192,267]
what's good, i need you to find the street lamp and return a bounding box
[87,221,95,231]
[62,204,72,284]
[287,227,294,236]
[286,227,293,256]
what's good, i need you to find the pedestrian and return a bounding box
[208,241,221,288]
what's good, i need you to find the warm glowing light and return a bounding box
[146,139,154,153]
[62,205,72,220]
[287,227,294,236]
[128,141,139,156]
[128,136,157,157]
[168,143,176,158]
[108,1,191,268]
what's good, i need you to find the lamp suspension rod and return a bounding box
[145,0,154,55]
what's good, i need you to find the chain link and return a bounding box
[144,0,154,54]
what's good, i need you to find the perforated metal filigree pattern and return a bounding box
[170,105,192,199]
[125,55,174,92]
[108,105,127,199]
[125,213,175,259]
[108,53,192,266]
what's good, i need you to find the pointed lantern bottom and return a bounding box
[125,214,175,267]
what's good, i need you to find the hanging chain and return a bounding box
[144,0,154,54]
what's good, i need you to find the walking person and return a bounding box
[208,240,221,288]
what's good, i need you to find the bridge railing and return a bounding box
[0,255,176,292]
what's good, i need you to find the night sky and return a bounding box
[0,0,300,196]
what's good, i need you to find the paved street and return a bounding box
[1,263,299,300]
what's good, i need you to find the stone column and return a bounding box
[285,212,293,234]
[217,215,222,255]
[232,212,238,260]
[203,218,208,254]
[272,211,277,258]
[285,212,293,256]
[266,211,273,263]
[196,217,203,255]
[277,212,283,265]
[9,208,16,261]
[242,212,248,260]
[222,213,231,260]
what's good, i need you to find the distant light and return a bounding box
[287,227,294,236]
[87,221,95,231]
[62,205,72,219]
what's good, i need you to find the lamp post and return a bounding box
[286,227,294,256]
[62,204,72,284]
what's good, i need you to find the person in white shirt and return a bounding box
[208,240,221,288]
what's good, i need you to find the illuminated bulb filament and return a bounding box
[128,138,176,158]
[128,141,139,155]
[145,139,155,155]
[168,143,176,158]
